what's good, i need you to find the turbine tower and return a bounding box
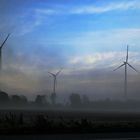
[0,34,11,70]
[48,69,62,105]
[113,45,138,100]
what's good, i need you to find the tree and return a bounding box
[82,94,90,105]
[20,95,28,104]
[0,90,10,104]
[11,95,28,106]
[11,95,21,104]
[35,95,46,106]
[69,93,81,107]
[50,92,56,105]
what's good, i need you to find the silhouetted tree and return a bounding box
[35,95,46,106]
[82,94,90,106]
[11,95,28,106]
[20,95,28,104]
[50,92,56,105]
[11,95,21,104]
[0,90,10,105]
[69,93,81,107]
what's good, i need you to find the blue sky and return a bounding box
[0,0,140,100]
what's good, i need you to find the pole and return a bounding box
[124,63,127,100]
[53,77,55,94]
[51,76,56,105]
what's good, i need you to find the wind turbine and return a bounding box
[48,69,62,104]
[0,34,11,70]
[113,45,138,100]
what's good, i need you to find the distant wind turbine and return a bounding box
[0,34,11,70]
[113,45,139,100]
[48,69,62,104]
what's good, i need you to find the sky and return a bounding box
[0,0,140,101]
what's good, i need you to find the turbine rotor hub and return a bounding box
[124,61,127,64]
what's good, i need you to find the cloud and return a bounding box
[35,8,59,15]
[69,53,115,64]
[2,0,140,36]
[3,1,140,36]
[0,46,140,100]
[67,52,140,73]
[47,28,140,74]
[53,28,140,50]
[34,1,140,16]
[11,27,138,77]
[70,1,140,14]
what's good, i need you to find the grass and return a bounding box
[0,110,139,134]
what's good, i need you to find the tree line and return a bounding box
[0,90,140,110]
[0,90,90,109]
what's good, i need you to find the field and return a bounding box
[0,109,140,134]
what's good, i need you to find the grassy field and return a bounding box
[0,109,140,134]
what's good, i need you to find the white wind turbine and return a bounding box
[48,69,62,104]
[113,45,139,100]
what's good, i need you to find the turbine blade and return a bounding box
[0,33,11,49]
[48,72,55,77]
[56,68,62,76]
[127,62,139,73]
[126,45,129,62]
[113,63,125,71]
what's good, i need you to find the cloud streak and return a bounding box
[70,1,140,14]
[50,28,140,52]
[35,1,140,16]
[67,52,140,73]
[6,1,140,35]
